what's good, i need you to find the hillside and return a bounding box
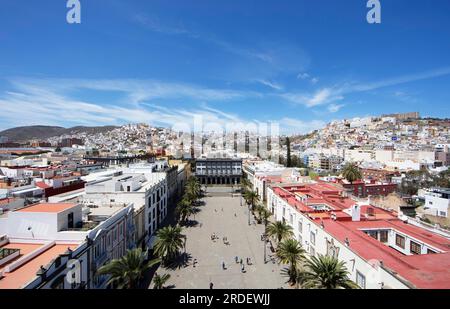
[0,125,119,142]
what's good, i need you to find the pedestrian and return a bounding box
[235,256,239,263]
[246,257,249,265]
[240,258,243,265]
[222,261,226,270]
[210,282,214,289]
[241,264,245,273]
[234,213,237,217]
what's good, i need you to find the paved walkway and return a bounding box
[156,192,289,289]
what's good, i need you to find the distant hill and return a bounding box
[0,125,119,142]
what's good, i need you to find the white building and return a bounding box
[420,188,450,218]
[0,201,134,289]
[266,183,450,289]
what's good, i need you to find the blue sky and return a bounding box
[0,0,450,134]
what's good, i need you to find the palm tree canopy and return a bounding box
[152,273,171,289]
[266,221,294,242]
[276,238,306,268]
[298,255,359,289]
[175,198,196,222]
[240,177,252,192]
[154,226,186,261]
[243,190,259,208]
[342,163,362,184]
[97,248,160,289]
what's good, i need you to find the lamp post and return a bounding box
[248,204,251,226]
[263,234,267,264]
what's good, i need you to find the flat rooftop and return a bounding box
[16,203,78,213]
[0,242,79,289]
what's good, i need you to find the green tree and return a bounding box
[297,255,359,289]
[185,176,201,202]
[96,248,160,289]
[286,137,292,168]
[152,273,171,289]
[266,221,294,243]
[154,226,186,263]
[243,190,260,211]
[276,239,306,284]
[240,177,252,193]
[175,198,196,224]
[342,163,362,184]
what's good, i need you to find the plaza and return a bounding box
[155,188,289,289]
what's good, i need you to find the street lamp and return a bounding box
[248,204,251,226]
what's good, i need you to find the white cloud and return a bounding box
[256,79,283,91]
[280,118,326,134]
[327,103,345,113]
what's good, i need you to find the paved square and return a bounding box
[157,191,289,289]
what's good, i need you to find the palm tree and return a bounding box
[175,198,196,224]
[240,177,252,193]
[154,226,186,263]
[342,163,362,184]
[266,221,294,243]
[97,248,160,289]
[243,190,259,211]
[255,205,271,225]
[297,255,359,289]
[152,273,171,289]
[276,239,305,284]
[185,177,201,202]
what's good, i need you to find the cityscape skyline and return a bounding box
[1,0,450,133]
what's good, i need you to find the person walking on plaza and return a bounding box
[222,261,226,270]
[235,256,239,263]
[210,282,214,289]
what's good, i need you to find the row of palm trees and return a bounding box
[266,220,358,289]
[175,176,202,225]
[97,177,203,289]
[241,176,358,289]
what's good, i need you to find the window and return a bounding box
[379,230,388,243]
[410,241,421,255]
[310,246,315,256]
[439,211,446,217]
[356,271,366,289]
[427,249,437,254]
[298,220,303,233]
[395,234,405,249]
[310,231,316,246]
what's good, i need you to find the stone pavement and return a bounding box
[155,192,289,289]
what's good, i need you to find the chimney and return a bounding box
[351,204,361,222]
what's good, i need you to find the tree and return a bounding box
[154,226,186,263]
[286,137,292,168]
[152,273,171,289]
[240,177,252,193]
[96,248,160,289]
[297,255,359,289]
[342,163,362,184]
[243,190,260,211]
[175,198,196,224]
[185,176,201,202]
[266,221,294,243]
[276,239,306,284]
[255,205,271,225]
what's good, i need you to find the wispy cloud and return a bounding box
[255,79,284,91]
[282,66,450,111]
[0,77,324,135]
[297,72,319,84]
[279,118,326,134]
[327,103,345,113]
